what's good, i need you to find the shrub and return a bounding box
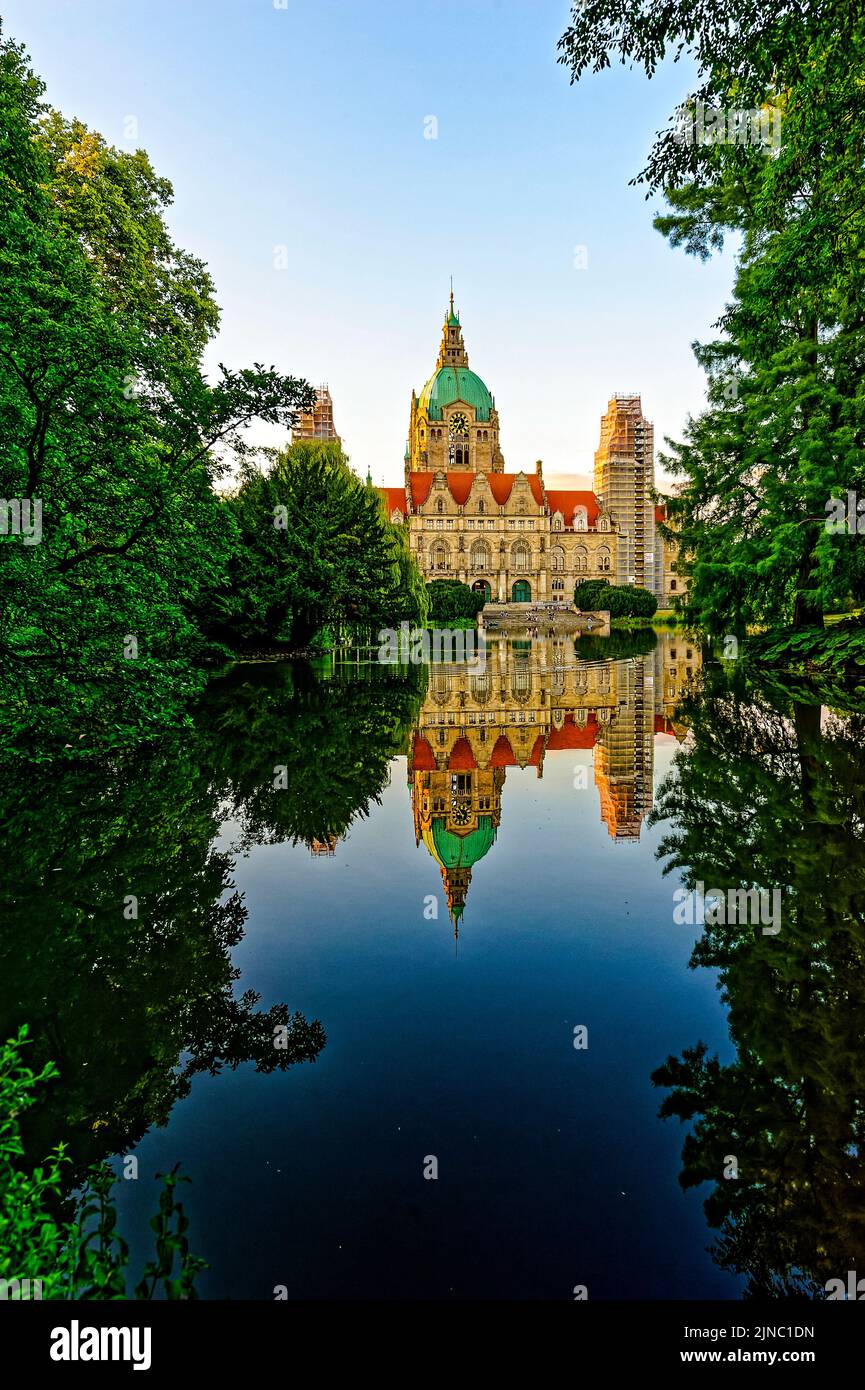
[0,1027,205,1299]
[426,580,486,622]
[575,580,657,618]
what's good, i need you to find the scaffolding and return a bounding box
[594,395,658,596]
[293,384,340,443]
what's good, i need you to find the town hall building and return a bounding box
[378,295,666,604]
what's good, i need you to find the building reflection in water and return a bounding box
[410,632,700,933]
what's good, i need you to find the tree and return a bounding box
[0,25,316,753]
[426,580,486,622]
[558,3,865,639]
[1,1029,207,1299]
[649,664,865,1294]
[217,441,426,649]
[574,579,656,617]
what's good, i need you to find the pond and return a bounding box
[2,631,862,1300]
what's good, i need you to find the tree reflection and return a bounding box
[201,658,427,848]
[0,658,424,1185]
[650,665,865,1297]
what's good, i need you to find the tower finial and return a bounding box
[449,276,453,313]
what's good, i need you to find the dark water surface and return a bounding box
[4,632,863,1300]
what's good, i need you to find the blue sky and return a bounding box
[5,0,737,488]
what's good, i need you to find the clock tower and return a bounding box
[407,292,503,475]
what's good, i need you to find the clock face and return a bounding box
[451,800,472,827]
[449,411,469,437]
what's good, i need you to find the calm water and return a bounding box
[3,632,863,1300]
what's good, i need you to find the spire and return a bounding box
[438,287,468,369]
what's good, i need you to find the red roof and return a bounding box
[409,474,434,507]
[379,486,407,516]
[411,735,437,770]
[448,736,476,771]
[490,734,516,767]
[546,713,599,750]
[545,490,600,529]
[408,472,544,510]
[488,732,545,768]
[445,473,474,505]
[487,474,545,506]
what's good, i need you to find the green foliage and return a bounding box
[648,666,865,1294]
[559,2,865,645]
[748,618,865,682]
[0,1030,67,1296]
[0,25,315,755]
[0,1028,205,1298]
[574,579,657,617]
[572,579,611,611]
[426,579,486,622]
[0,728,327,1184]
[0,659,423,1189]
[214,441,427,649]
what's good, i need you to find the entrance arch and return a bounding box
[472,580,491,603]
[511,579,531,603]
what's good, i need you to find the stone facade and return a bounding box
[655,503,690,607]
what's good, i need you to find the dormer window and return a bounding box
[573,507,588,531]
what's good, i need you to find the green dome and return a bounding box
[418,366,494,423]
[426,815,496,870]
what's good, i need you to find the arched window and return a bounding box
[390,509,403,524]
[511,540,530,571]
[470,540,491,572]
[550,545,565,572]
[574,546,588,573]
[551,512,563,531]
[436,498,444,515]
[597,546,611,572]
[471,671,490,704]
[573,506,588,531]
[511,654,531,700]
[597,516,609,532]
[478,500,485,515]
[430,541,450,572]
